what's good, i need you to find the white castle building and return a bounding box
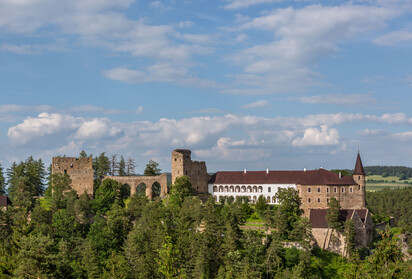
[208,169,296,204]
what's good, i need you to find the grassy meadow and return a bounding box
[366,174,412,191]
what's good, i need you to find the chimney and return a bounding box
[266,168,269,174]
[244,169,247,174]
[304,168,306,172]
[339,172,342,179]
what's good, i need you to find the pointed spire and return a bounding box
[353,151,365,175]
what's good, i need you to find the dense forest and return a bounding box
[0,154,410,278]
[364,166,412,179]
[366,187,412,232]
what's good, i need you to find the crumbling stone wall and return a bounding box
[298,184,366,217]
[171,149,210,193]
[104,173,168,199]
[52,157,94,196]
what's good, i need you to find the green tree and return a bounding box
[144,159,161,176]
[169,176,194,207]
[109,154,118,176]
[7,157,46,200]
[326,197,342,232]
[156,235,182,279]
[79,150,88,158]
[0,163,5,195]
[51,173,72,210]
[14,233,57,278]
[255,195,268,218]
[118,156,126,176]
[93,179,126,214]
[344,219,356,258]
[93,152,110,179]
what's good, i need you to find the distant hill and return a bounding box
[364,166,412,179]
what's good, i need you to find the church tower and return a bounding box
[353,151,366,208]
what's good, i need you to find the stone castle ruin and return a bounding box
[52,149,373,254]
[52,157,94,196]
[171,149,210,193]
[51,149,209,198]
[104,173,168,200]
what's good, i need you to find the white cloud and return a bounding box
[103,66,220,88]
[0,0,215,87]
[0,43,69,55]
[241,100,269,109]
[374,30,412,46]
[225,4,400,94]
[292,125,339,146]
[7,113,81,145]
[294,93,376,106]
[224,0,282,10]
[74,118,121,140]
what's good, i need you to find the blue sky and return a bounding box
[1,0,412,173]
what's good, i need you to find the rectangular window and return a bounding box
[327,188,330,193]
[317,187,321,193]
[342,187,345,193]
[334,187,337,193]
[308,187,311,193]
[268,187,271,192]
[350,187,353,193]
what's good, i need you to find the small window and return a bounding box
[359,185,360,190]
[198,171,200,175]
[334,187,337,193]
[308,187,311,193]
[70,163,73,168]
[268,187,271,193]
[317,187,320,193]
[358,175,360,180]
[185,171,188,175]
[327,198,330,203]
[327,188,330,193]
[317,198,320,202]
[175,158,177,161]
[64,169,67,174]
[308,198,311,203]
[342,187,345,193]
[350,187,353,193]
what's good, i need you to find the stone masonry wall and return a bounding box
[298,183,365,217]
[171,149,210,193]
[104,173,168,199]
[52,157,94,196]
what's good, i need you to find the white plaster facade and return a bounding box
[208,183,296,204]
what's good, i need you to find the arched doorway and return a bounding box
[152,182,161,199]
[136,183,147,196]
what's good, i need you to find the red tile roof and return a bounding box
[309,208,368,228]
[209,168,356,186]
[353,152,365,175]
[0,195,11,206]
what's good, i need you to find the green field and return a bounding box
[366,175,412,191]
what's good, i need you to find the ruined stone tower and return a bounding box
[171,149,209,193]
[52,157,94,196]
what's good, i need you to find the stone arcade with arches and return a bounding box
[103,173,168,200]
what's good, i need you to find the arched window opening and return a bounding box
[136,183,147,196]
[152,182,161,199]
[213,186,217,192]
[235,186,240,192]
